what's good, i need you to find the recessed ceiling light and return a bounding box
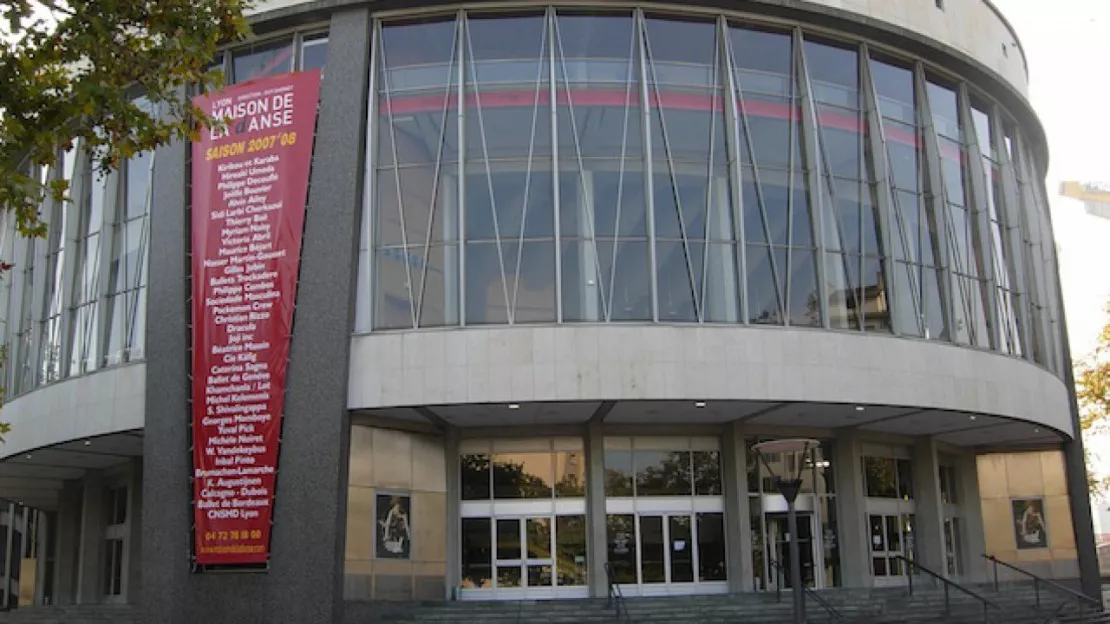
[508,403,520,410]
[1034,428,1040,433]
[23,454,31,460]
[969,415,977,421]
[695,401,707,408]
[83,440,91,446]
[855,406,866,412]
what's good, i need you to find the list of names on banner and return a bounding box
[190,70,320,566]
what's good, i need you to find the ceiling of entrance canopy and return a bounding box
[356,399,1065,451]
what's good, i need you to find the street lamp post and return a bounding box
[751,438,821,624]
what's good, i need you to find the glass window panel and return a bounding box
[301,38,328,72]
[604,450,634,496]
[635,451,692,496]
[462,518,493,588]
[413,244,459,328]
[653,173,709,241]
[561,239,600,322]
[787,248,820,327]
[125,153,152,220]
[556,515,588,586]
[729,26,792,97]
[526,517,551,559]
[864,457,898,498]
[644,17,717,67]
[872,557,888,576]
[669,515,694,583]
[378,106,459,168]
[802,40,859,108]
[869,514,885,551]
[697,513,727,581]
[885,123,920,193]
[554,13,636,72]
[743,172,790,246]
[467,14,546,64]
[498,566,522,587]
[826,252,856,330]
[922,265,947,340]
[555,451,586,497]
[926,81,960,140]
[596,240,652,321]
[656,240,697,322]
[639,515,666,583]
[818,115,862,179]
[740,98,797,169]
[587,170,648,239]
[606,514,637,583]
[885,515,902,551]
[746,244,784,325]
[374,248,416,329]
[527,564,552,588]
[466,242,510,325]
[376,167,455,248]
[466,106,552,160]
[461,454,491,500]
[694,451,722,495]
[508,241,557,324]
[466,169,555,240]
[791,174,815,248]
[896,459,914,500]
[493,453,553,499]
[232,39,294,83]
[862,256,891,332]
[703,243,741,323]
[650,105,728,165]
[869,59,915,123]
[497,519,522,560]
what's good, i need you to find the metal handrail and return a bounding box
[982,553,1103,615]
[892,555,999,623]
[769,558,843,621]
[604,562,630,623]
[805,586,845,622]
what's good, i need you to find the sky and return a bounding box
[991,1,1110,519]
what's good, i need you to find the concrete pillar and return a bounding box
[34,510,49,605]
[956,452,987,583]
[75,471,104,604]
[911,437,945,574]
[721,423,753,593]
[53,480,82,605]
[444,428,461,598]
[585,421,608,598]
[126,458,143,604]
[833,432,869,587]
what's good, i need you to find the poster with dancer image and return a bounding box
[376,493,412,559]
[1012,498,1048,549]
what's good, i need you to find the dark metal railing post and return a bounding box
[944,582,950,615]
[1034,577,1040,608]
[907,562,914,597]
[991,557,998,592]
[982,601,988,624]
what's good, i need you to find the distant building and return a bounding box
[1061,181,1110,221]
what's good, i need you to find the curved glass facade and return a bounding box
[360,8,1064,374]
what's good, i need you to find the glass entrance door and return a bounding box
[765,512,817,589]
[606,512,727,597]
[495,517,555,592]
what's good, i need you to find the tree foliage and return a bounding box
[1075,302,1110,496]
[0,0,250,237]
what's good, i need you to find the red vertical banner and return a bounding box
[190,70,321,566]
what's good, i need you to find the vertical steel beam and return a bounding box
[794,29,830,328]
[957,84,999,350]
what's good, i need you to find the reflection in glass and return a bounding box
[527,518,551,559]
[555,451,586,497]
[361,10,1060,374]
[462,518,492,588]
[493,453,554,499]
[607,514,638,583]
[819,498,841,587]
[461,454,491,500]
[669,515,694,583]
[497,518,522,561]
[697,513,727,581]
[604,450,634,496]
[498,566,522,588]
[863,456,897,498]
[231,39,294,83]
[556,515,588,586]
[635,451,692,496]
[528,565,553,588]
[896,459,914,500]
[640,515,666,583]
[694,451,722,495]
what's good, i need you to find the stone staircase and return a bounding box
[0,581,1106,623]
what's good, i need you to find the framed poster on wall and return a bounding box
[376,493,412,559]
[1012,498,1048,549]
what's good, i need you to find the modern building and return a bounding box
[0,0,1098,622]
[1061,181,1110,222]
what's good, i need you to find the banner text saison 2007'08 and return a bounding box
[190,70,320,566]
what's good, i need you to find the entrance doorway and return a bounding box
[605,512,728,596]
[766,512,816,589]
